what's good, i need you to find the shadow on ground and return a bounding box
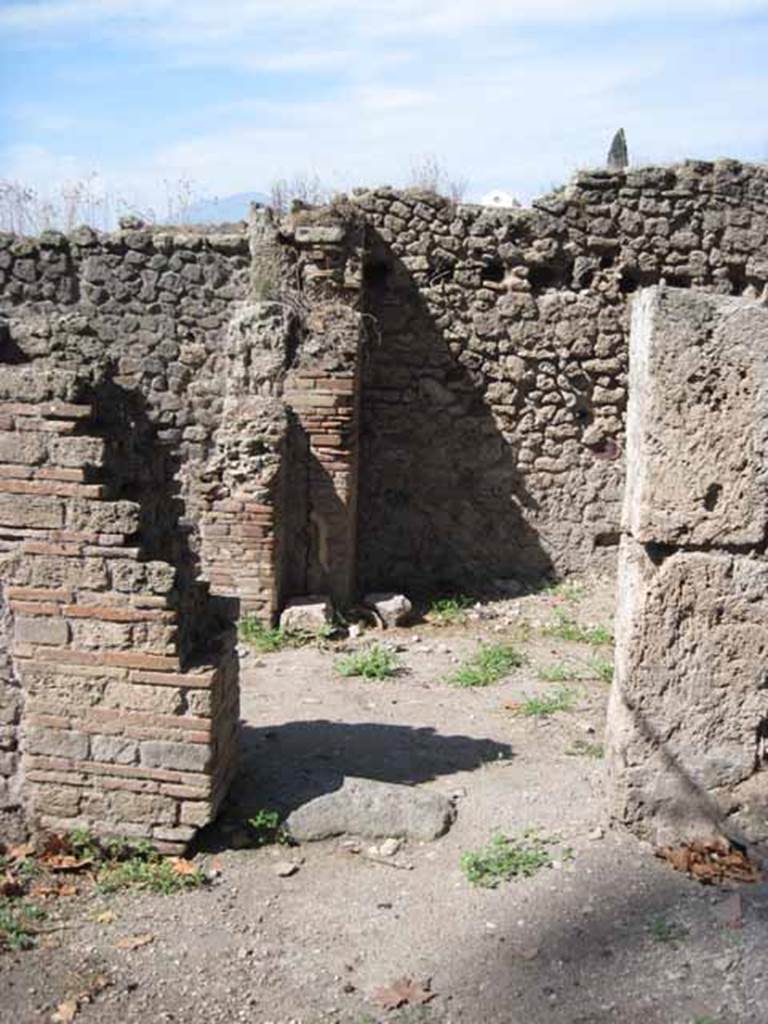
[200,719,512,845]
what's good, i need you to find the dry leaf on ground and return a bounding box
[39,854,92,873]
[656,839,763,884]
[371,977,436,1011]
[168,856,199,877]
[51,999,78,1023]
[94,910,116,925]
[115,933,155,951]
[7,842,35,861]
[30,881,77,899]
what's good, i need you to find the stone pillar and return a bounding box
[607,286,768,848]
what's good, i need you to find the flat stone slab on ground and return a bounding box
[284,776,456,841]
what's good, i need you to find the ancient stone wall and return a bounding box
[351,160,768,592]
[2,158,768,845]
[0,213,364,842]
[607,286,768,848]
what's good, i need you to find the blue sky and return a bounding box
[1,0,768,214]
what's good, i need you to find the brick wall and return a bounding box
[0,374,237,851]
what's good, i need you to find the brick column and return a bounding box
[0,386,237,851]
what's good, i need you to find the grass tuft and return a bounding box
[461,831,554,888]
[238,616,333,653]
[516,688,577,717]
[0,898,45,952]
[587,656,614,683]
[542,610,613,646]
[93,838,205,895]
[336,643,401,680]
[428,595,473,626]
[566,739,604,758]
[544,580,586,602]
[649,915,689,944]
[449,643,526,688]
[538,661,582,683]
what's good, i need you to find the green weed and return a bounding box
[461,831,554,888]
[62,830,205,895]
[428,595,473,626]
[649,915,689,944]
[0,898,45,952]
[96,848,204,895]
[239,615,337,652]
[545,580,586,602]
[542,610,613,646]
[538,661,582,683]
[336,643,401,680]
[566,739,604,758]
[450,643,526,688]
[517,688,576,717]
[246,809,289,847]
[587,656,614,683]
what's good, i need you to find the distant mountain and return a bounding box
[184,190,269,225]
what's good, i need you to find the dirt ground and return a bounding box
[1,574,767,1024]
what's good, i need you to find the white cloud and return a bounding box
[2,0,766,37]
[2,0,766,214]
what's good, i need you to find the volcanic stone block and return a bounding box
[0,493,64,529]
[15,615,69,646]
[0,430,47,465]
[140,739,211,773]
[608,287,768,847]
[623,286,768,547]
[285,776,456,841]
[608,539,768,843]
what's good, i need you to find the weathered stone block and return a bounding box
[68,499,140,535]
[285,777,456,841]
[295,225,345,245]
[51,435,105,468]
[0,431,47,465]
[608,539,768,844]
[15,615,69,646]
[363,592,412,628]
[279,596,333,634]
[109,790,176,824]
[0,493,64,529]
[103,680,183,715]
[140,740,210,773]
[32,783,81,817]
[26,726,89,760]
[179,800,212,826]
[623,287,768,546]
[91,735,138,765]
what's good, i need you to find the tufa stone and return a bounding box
[363,593,412,628]
[279,596,333,634]
[285,776,456,842]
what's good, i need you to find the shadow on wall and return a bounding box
[357,230,555,597]
[609,687,768,857]
[278,412,354,609]
[87,379,231,657]
[0,318,30,365]
[217,719,513,821]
